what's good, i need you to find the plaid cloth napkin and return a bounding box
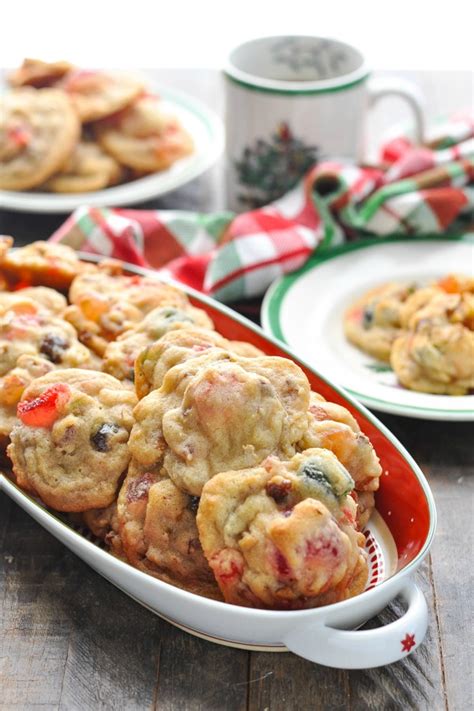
[51,114,474,302]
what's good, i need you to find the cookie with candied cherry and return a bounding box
[0,88,80,190]
[61,69,143,122]
[129,349,234,469]
[0,354,55,449]
[43,140,122,193]
[104,305,215,383]
[114,461,221,598]
[134,324,262,396]
[344,281,416,362]
[8,369,137,511]
[0,237,94,291]
[94,93,193,172]
[66,269,191,355]
[129,351,310,496]
[197,448,368,609]
[298,393,381,527]
[162,355,310,495]
[0,297,98,445]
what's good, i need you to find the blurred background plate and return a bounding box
[262,235,474,421]
[0,84,224,213]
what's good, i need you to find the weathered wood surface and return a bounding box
[1,69,473,711]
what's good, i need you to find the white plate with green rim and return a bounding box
[0,85,224,213]
[261,235,474,421]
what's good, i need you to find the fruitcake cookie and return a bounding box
[94,94,193,172]
[8,369,137,511]
[78,501,120,541]
[400,286,474,331]
[298,393,382,496]
[344,282,415,362]
[130,352,310,495]
[66,270,191,355]
[0,237,93,290]
[0,354,55,448]
[8,58,74,88]
[0,88,80,190]
[61,69,143,122]
[42,140,122,193]
[103,305,215,383]
[0,286,67,316]
[0,298,96,376]
[197,449,368,609]
[391,323,474,395]
[129,349,239,467]
[115,461,220,598]
[134,325,262,396]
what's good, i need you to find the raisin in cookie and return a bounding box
[8,369,137,511]
[197,449,367,609]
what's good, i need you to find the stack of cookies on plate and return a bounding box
[0,236,383,609]
[0,58,193,193]
[344,276,474,395]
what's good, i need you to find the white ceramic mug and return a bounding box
[224,35,425,211]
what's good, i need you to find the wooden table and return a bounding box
[1,69,473,711]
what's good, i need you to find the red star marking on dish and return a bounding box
[401,633,416,653]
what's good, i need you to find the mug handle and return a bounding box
[368,75,426,145]
[283,581,428,669]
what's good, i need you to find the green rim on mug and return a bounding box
[224,35,371,96]
[224,70,370,96]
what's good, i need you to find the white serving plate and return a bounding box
[0,85,224,213]
[0,262,437,668]
[262,235,474,421]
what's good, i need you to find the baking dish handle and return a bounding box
[283,581,428,669]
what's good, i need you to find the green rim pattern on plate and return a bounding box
[263,234,474,418]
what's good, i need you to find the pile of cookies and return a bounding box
[1,236,382,609]
[0,58,193,192]
[344,276,474,394]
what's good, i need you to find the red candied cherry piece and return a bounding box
[8,125,32,148]
[63,69,101,91]
[17,383,71,428]
[126,276,143,287]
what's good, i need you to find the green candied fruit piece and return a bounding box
[147,308,194,339]
[297,454,354,503]
[159,307,194,323]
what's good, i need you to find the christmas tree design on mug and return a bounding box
[234,122,319,208]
